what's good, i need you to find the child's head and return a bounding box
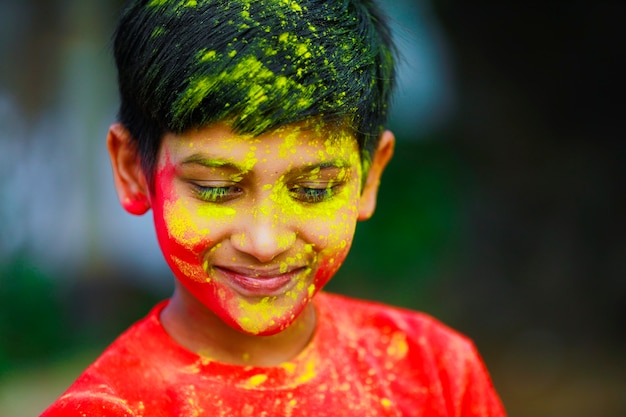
[108,0,396,337]
[112,0,395,186]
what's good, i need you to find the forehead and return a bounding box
[162,122,359,161]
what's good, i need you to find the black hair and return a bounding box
[113,0,396,185]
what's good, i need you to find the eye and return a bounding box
[192,184,243,203]
[289,184,340,203]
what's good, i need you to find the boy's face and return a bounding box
[108,121,394,337]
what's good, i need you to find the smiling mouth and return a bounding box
[213,266,308,296]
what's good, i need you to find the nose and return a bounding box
[230,204,296,263]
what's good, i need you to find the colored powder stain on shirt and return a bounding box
[295,359,317,384]
[245,374,268,388]
[280,361,297,374]
[387,331,409,360]
[180,385,204,416]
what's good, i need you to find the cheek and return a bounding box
[308,197,360,289]
[301,189,360,249]
[151,163,235,282]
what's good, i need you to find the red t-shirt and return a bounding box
[41,292,505,416]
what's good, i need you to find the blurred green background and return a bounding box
[1,1,624,416]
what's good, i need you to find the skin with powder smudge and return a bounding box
[151,121,363,336]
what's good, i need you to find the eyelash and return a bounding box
[289,184,340,203]
[191,183,343,204]
[193,185,242,203]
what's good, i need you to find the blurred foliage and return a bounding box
[0,255,66,374]
[0,256,165,375]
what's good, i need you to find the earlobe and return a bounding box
[107,123,151,216]
[358,130,395,221]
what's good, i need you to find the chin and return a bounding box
[231,296,312,337]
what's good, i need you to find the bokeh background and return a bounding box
[1,1,624,415]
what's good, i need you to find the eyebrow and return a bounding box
[181,154,350,172]
[302,159,350,171]
[180,154,247,171]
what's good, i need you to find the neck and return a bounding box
[160,283,317,367]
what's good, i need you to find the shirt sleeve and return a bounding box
[459,342,507,417]
[40,392,135,417]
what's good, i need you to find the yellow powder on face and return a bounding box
[197,205,236,218]
[237,296,289,334]
[172,256,207,283]
[278,127,301,158]
[269,182,303,216]
[381,398,392,408]
[242,150,258,171]
[164,200,210,247]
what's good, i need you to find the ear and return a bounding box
[358,130,395,221]
[107,123,151,215]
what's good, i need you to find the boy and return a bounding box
[43,0,505,415]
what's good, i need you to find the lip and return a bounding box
[213,265,307,297]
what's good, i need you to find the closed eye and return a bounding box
[289,184,342,203]
[192,184,243,203]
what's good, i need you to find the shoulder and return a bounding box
[40,392,135,417]
[316,292,507,415]
[317,291,470,349]
[316,292,483,376]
